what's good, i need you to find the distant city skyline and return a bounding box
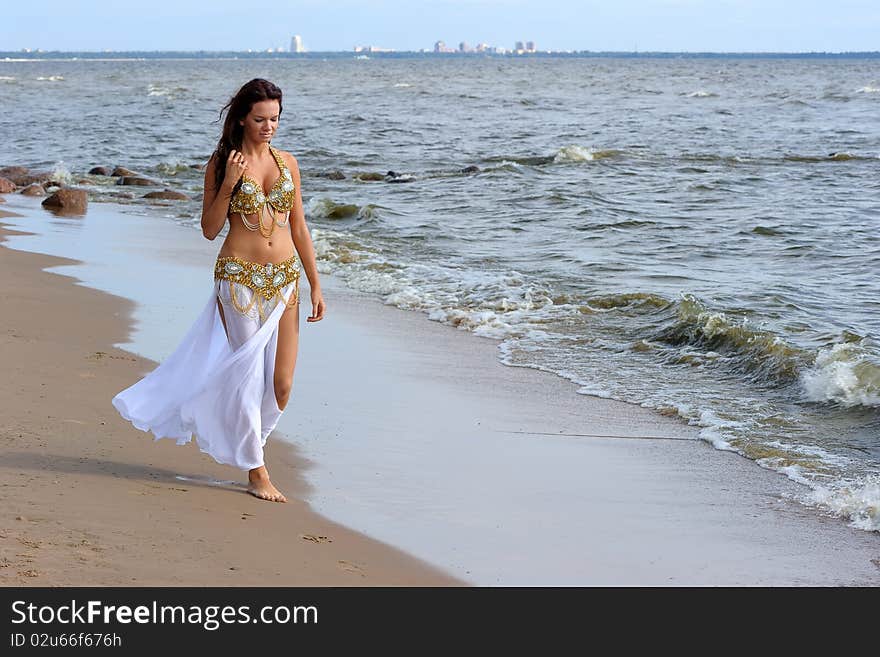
[2,1,878,53]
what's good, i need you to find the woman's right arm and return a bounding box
[201,152,236,241]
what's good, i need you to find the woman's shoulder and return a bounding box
[272,146,299,169]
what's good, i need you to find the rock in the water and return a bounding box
[7,171,52,186]
[0,166,28,179]
[41,189,88,214]
[143,189,191,200]
[0,177,15,193]
[112,166,138,177]
[385,170,415,183]
[354,172,385,181]
[20,183,45,196]
[89,166,111,175]
[117,176,158,186]
[460,165,480,174]
[317,169,346,180]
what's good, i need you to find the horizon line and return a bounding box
[4,49,880,55]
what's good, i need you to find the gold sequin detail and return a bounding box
[228,146,296,216]
[214,254,300,322]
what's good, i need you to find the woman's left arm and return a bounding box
[284,152,325,322]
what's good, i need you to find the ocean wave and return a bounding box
[855,85,880,94]
[147,83,188,97]
[306,197,378,220]
[553,145,620,163]
[154,160,197,175]
[582,291,668,312]
[48,162,74,185]
[35,75,64,81]
[802,475,880,531]
[482,145,620,169]
[312,226,555,338]
[800,341,880,408]
[650,293,807,384]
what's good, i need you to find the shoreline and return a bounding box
[0,207,467,586]
[1,200,879,585]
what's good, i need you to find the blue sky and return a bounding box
[2,0,878,52]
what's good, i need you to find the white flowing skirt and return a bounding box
[112,277,298,471]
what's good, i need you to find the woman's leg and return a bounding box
[273,294,301,411]
[216,280,287,503]
[247,288,301,504]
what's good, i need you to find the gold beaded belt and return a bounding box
[214,254,301,311]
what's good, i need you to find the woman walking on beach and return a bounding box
[113,78,325,503]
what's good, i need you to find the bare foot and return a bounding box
[247,466,287,503]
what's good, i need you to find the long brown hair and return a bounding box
[211,78,283,191]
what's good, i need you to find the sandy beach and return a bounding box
[1,196,879,586]
[0,207,466,586]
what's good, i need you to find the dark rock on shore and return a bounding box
[20,183,45,196]
[112,166,138,177]
[117,176,159,186]
[42,189,88,215]
[6,171,53,187]
[0,166,28,179]
[0,177,15,193]
[89,166,112,175]
[143,189,191,201]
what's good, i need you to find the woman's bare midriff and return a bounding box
[217,214,297,264]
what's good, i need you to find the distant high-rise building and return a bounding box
[434,40,446,53]
[459,41,472,53]
[526,41,535,52]
[514,41,524,51]
[290,35,305,53]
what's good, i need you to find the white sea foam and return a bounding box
[553,145,597,162]
[801,475,880,531]
[147,83,188,98]
[552,145,620,163]
[855,85,880,94]
[49,162,74,184]
[686,90,717,97]
[800,342,880,408]
[36,75,64,81]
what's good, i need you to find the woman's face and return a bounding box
[239,99,281,145]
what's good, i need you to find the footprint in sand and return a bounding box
[300,534,333,544]
[337,560,366,577]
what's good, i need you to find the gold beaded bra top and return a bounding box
[228,146,295,238]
